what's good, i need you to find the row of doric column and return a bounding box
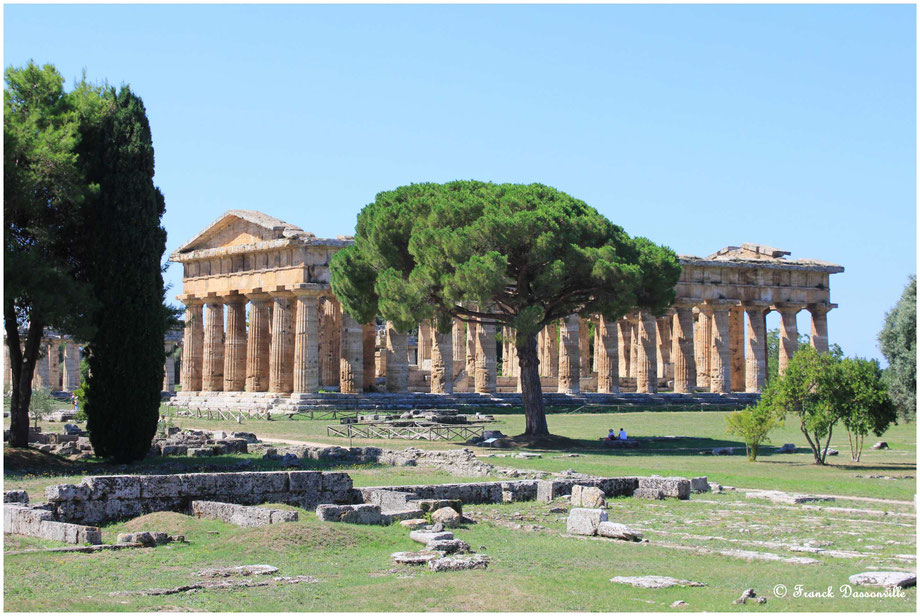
[177,296,833,396]
[525,301,832,394]
[180,288,373,395]
[3,338,82,393]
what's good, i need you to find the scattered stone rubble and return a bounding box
[732,588,767,605]
[566,508,643,541]
[115,531,183,546]
[196,564,279,577]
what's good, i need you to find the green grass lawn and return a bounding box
[3,406,916,612]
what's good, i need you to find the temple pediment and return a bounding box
[707,243,791,261]
[173,210,313,256]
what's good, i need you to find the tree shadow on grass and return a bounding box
[2,445,387,480]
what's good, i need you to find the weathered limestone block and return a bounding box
[610,576,706,589]
[392,550,446,565]
[428,554,489,572]
[409,530,454,544]
[571,485,606,508]
[4,490,29,504]
[637,476,690,500]
[537,479,572,503]
[566,508,608,536]
[192,500,297,527]
[633,488,665,500]
[690,477,710,494]
[4,504,102,544]
[430,506,462,528]
[414,499,462,515]
[45,484,91,502]
[426,538,471,554]
[315,504,384,525]
[597,521,643,541]
[848,572,916,588]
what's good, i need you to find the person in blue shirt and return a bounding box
[618,428,627,441]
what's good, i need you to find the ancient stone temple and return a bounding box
[168,211,843,412]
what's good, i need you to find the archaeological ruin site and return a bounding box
[161,209,843,413]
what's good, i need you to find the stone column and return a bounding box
[452,319,465,363]
[244,293,271,392]
[362,323,376,392]
[694,306,712,390]
[465,321,477,377]
[430,326,454,394]
[808,303,833,354]
[616,318,631,382]
[292,288,321,393]
[223,297,248,391]
[417,321,432,370]
[62,341,81,392]
[474,319,497,394]
[385,321,409,392]
[339,313,364,394]
[163,344,176,393]
[506,328,519,378]
[636,312,658,393]
[656,315,672,383]
[201,301,225,391]
[744,302,769,393]
[539,323,559,378]
[318,298,341,387]
[776,303,805,375]
[33,340,51,390]
[671,301,697,393]
[596,315,619,393]
[3,341,12,391]
[729,306,745,392]
[47,339,61,391]
[269,292,295,394]
[558,315,581,393]
[628,313,640,380]
[707,301,735,393]
[180,301,204,392]
[578,318,591,376]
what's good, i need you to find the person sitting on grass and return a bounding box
[618,428,627,441]
[606,429,617,441]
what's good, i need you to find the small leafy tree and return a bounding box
[759,345,841,465]
[726,403,782,461]
[330,181,681,437]
[28,387,57,429]
[834,357,897,461]
[878,275,915,421]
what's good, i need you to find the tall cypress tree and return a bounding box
[80,86,167,462]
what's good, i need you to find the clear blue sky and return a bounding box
[4,3,915,362]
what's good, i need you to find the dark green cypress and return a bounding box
[81,86,167,462]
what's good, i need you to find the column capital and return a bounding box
[807,302,837,315]
[291,282,326,298]
[245,289,273,303]
[269,288,295,300]
[742,300,771,312]
[625,311,641,323]
[704,299,741,312]
[220,291,248,305]
[177,293,203,306]
[772,302,807,314]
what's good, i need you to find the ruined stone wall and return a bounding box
[43,471,354,525]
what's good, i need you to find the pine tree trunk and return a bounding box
[517,332,548,436]
[4,308,43,448]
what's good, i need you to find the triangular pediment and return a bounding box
[174,210,312,254]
